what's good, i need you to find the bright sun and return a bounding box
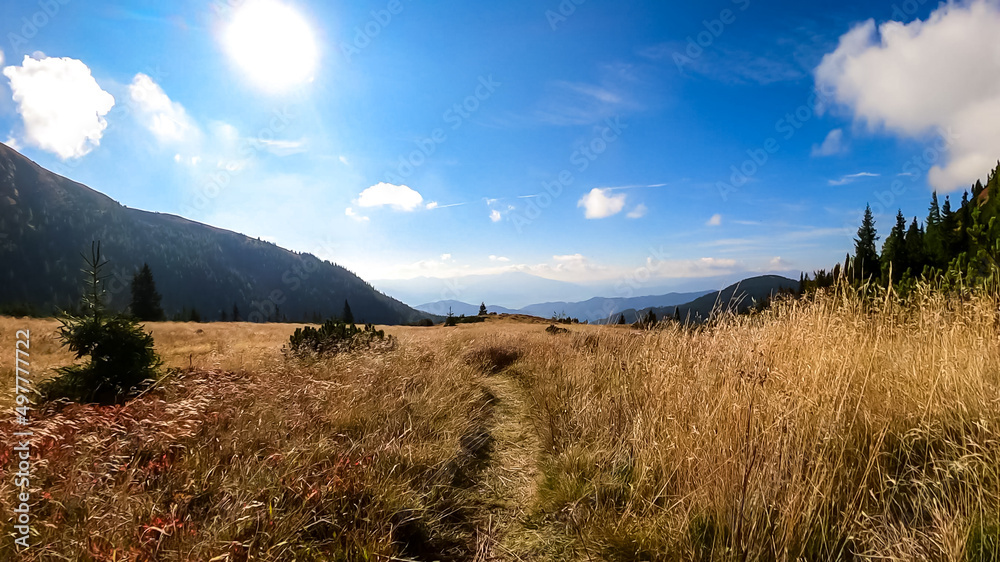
[224,0,318,92]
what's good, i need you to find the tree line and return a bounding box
[128,262,356,325]
[804,162,1000,294]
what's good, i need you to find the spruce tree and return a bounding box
[129,263,165,321]
[991,163,1000,200]
[960,190,972,250]
[925,192,946,268]
[343,299,355,325]
[941,195,959,258]
[42,242,162,403]
[881,210,908,284]
[904,218,925,275]
[853,204,880,282]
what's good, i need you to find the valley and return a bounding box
[3,288,998,559]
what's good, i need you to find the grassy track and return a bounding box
[2,288,1000,560]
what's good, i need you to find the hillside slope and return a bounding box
[417,291,714,322]
[0,143,430,324]
[608,275,800,323]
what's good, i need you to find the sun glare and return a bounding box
[223,0,318,92]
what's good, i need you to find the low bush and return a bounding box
[445,315,486,327]
[286,320,395,358]
[463,343,522,374]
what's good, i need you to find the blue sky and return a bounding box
[3,0,997,303]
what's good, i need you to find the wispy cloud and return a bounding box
[129,73,197,144]
[706,214,722,227]
[532,64,643,126]
[626,204,648,219]
[597,183,669,191]
[829,172,880,186]
[554,81,622,105]
[811,129,846,157]
[345,207,369,222]
[369,252,769,285]
[426,201,467,210]
[644,43,806,85]
[700,227,853,253]
[257,138,308,157]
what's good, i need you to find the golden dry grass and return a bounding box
[1,289,999,560]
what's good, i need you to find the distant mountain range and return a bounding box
[0,143,431,324]
[415,300,520,317]
[417,290,714,322]
[374,271,599,310]
[598,275,800,324]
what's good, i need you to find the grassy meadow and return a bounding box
[2,288,1000,560]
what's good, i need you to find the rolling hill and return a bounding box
[374,271,596,310]
[415,300,521,317]
[0,143,432,324]
[604,275,800,324]
[514,291,714,322]
[416,291,714,322]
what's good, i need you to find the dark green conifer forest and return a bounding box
[804,162,1000,294]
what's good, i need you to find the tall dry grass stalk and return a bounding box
[0,287,998,560]
[516,286,1000,560]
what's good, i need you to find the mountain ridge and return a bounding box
[416,290,715,322]
[601,275,800,324]
[0,143,431,324]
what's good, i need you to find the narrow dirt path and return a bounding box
[470,373,543,562]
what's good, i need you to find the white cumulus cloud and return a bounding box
[489,255,510,262]
[816,0,1000,191]
[3,55,115,159]
[578,188,626,219]
[490,209,502,222]
[356,182,424,211]
[129,73,197,143]
[706,214,722,226]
